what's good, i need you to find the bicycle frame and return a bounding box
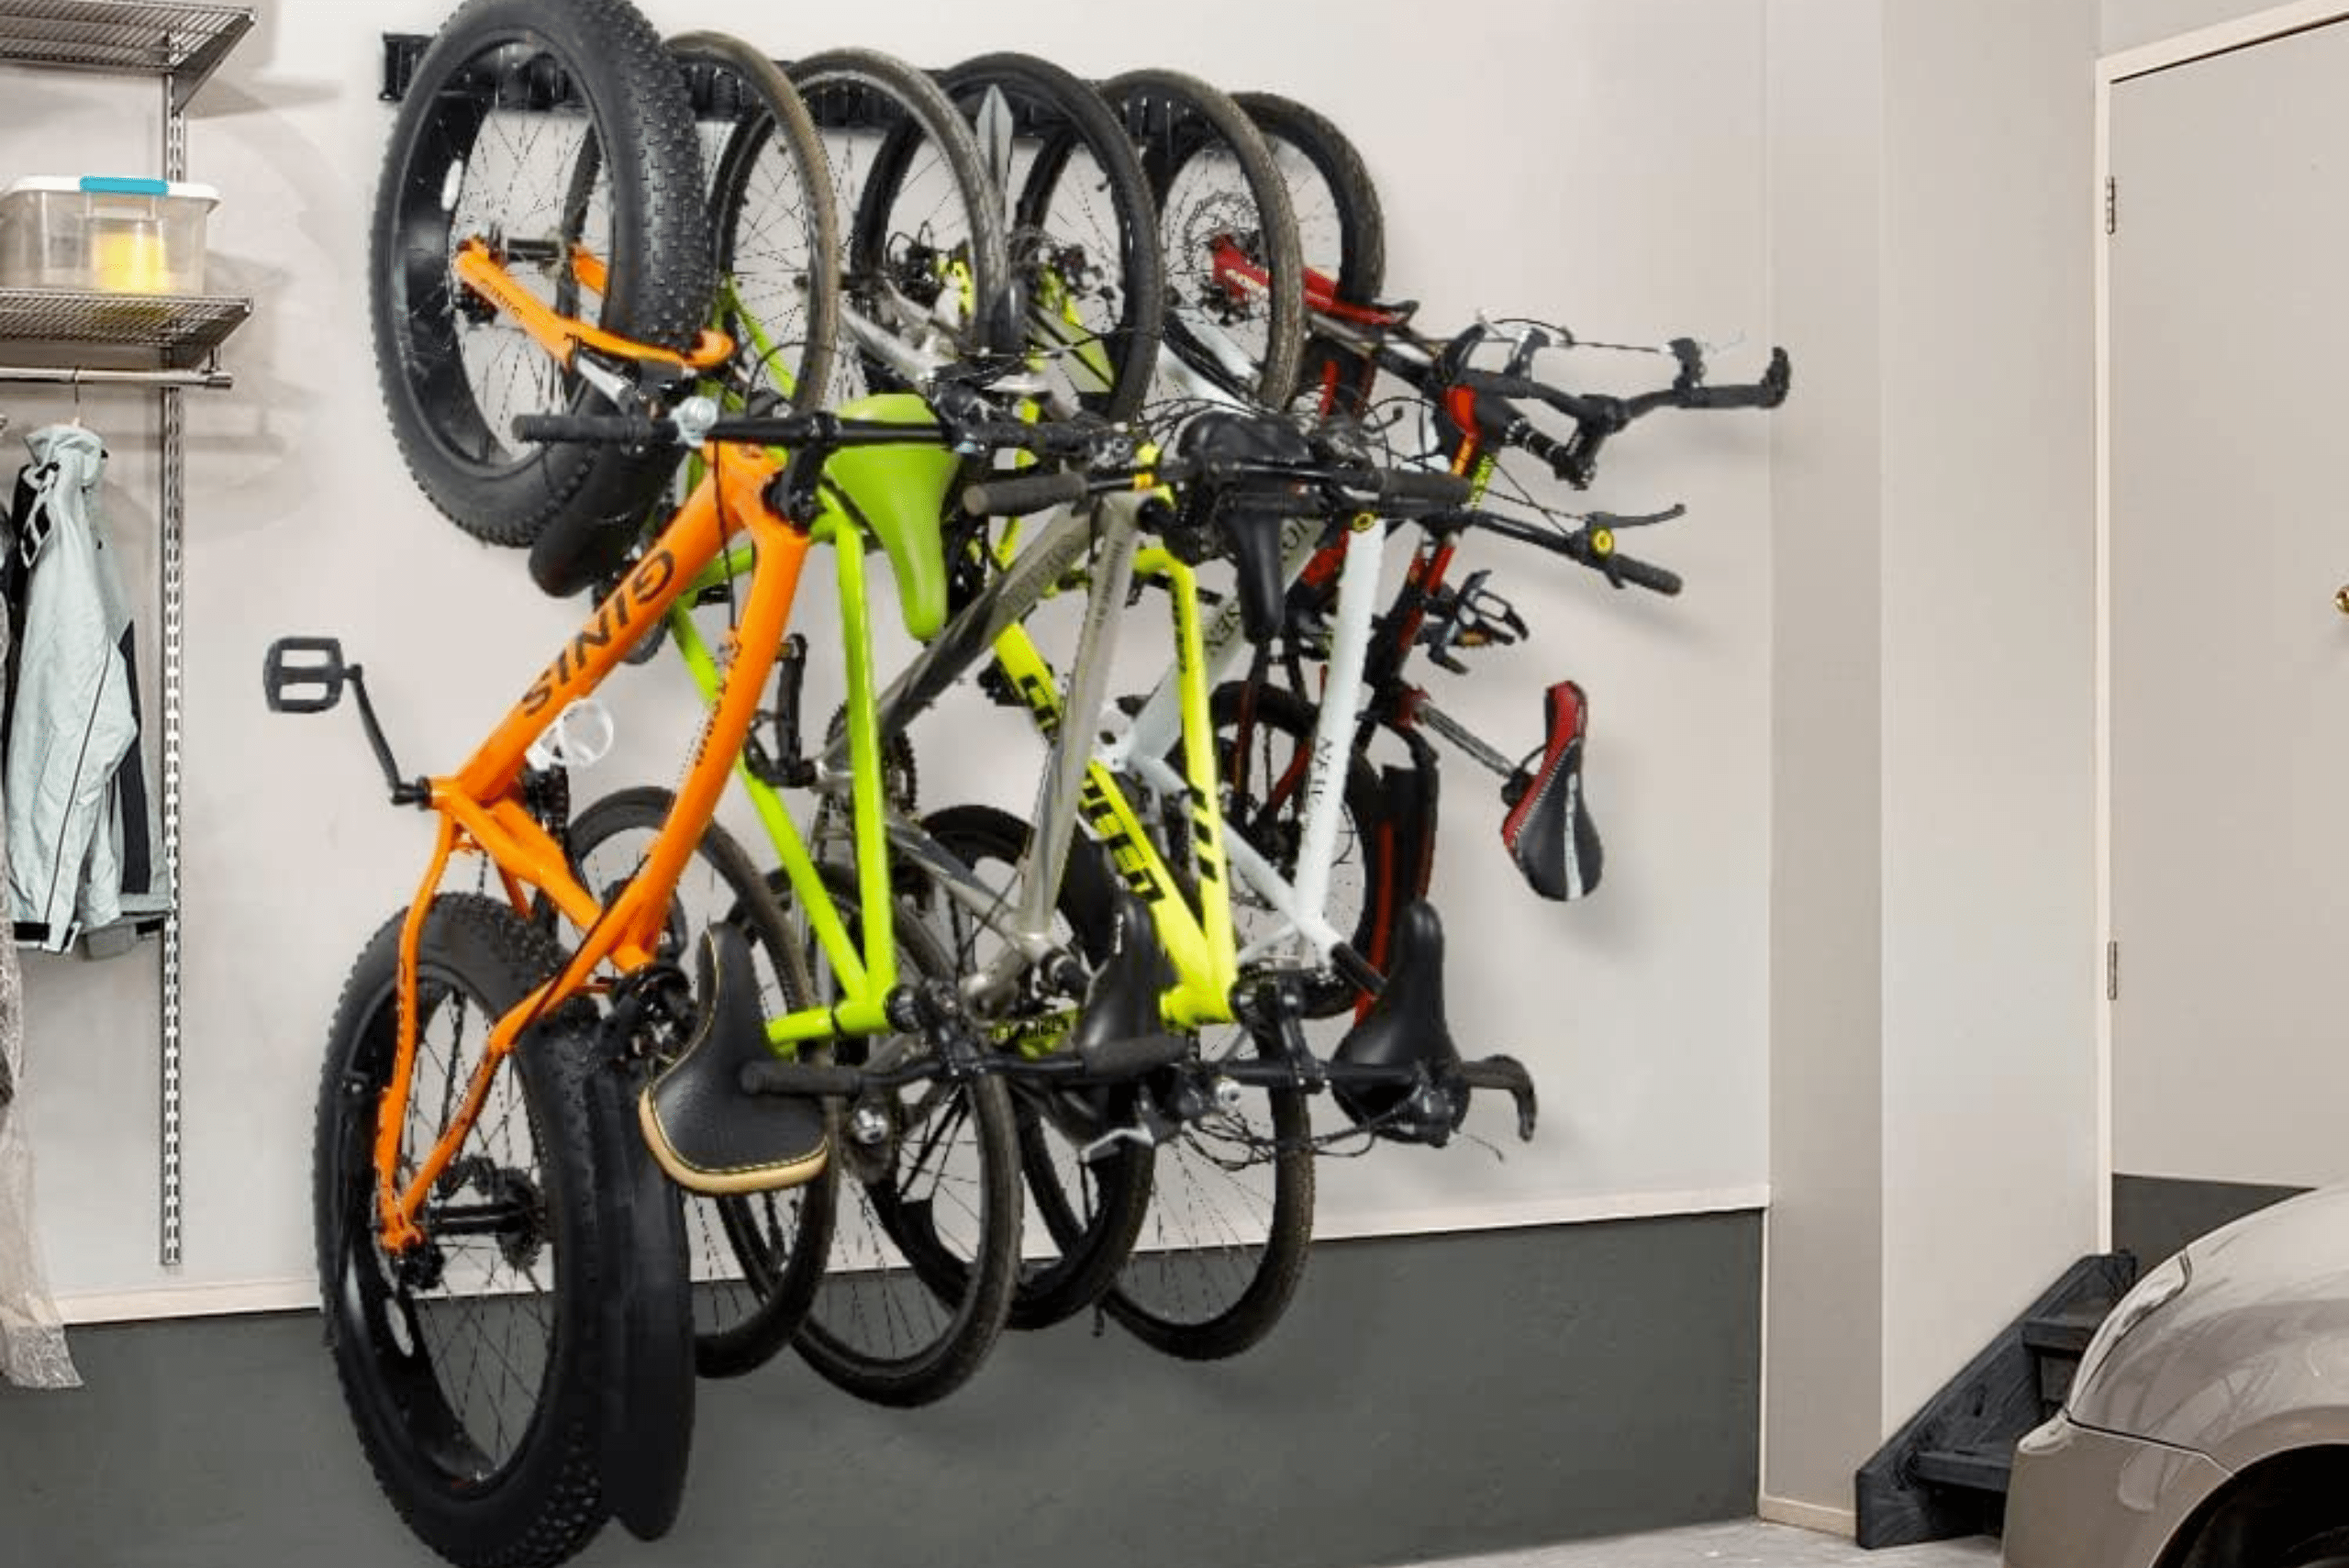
[658,290,1250,1038]
[1095,311,1419,973]
[375,442,820,1254]
[702,485,1244,1034]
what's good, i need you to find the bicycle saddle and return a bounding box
[1332,898,1464,1133]
[817,391,961,641]
[1067,892,1191,1079]
[640,925,829,1195]
[1500,681,1603,902]
[1177,411,1317,644]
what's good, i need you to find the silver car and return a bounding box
[2005,1185,2349,1568]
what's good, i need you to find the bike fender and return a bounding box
[584,1049,696,1542]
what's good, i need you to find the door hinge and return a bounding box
[2104,175,2118,236]
[2106,939,2121,1001]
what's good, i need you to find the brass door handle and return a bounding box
[2336,586,2349,616]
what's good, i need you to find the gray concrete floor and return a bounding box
[1435,1521,2000,1566]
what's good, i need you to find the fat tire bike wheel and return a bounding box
[563,786,839,1381]
[371,0,712,554]
[792,49,1019,406]
[916,804,1156,1330]
[792,864,1023,1407]
[928,51,1167,421]
[316,895,634,1567]
[1104,69,1306,414]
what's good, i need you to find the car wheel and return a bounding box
[2278,1528,2349,1567]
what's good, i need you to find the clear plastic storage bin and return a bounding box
[0,176,219,295]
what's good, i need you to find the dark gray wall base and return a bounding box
[0,1213,1760,1568]
[2113,1173,2310,1268]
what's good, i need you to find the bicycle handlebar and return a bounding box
[514,412,688,445]
[961,459,1473,518]
[960,470,1092,517]
[512,407,1109,457]
[1469,507,1686,597]
[1442,339,1794,488]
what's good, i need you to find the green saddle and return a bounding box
[818,392,961,642]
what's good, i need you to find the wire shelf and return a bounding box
[0,2,254,108]
[0,287,249,370]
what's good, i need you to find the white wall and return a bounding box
[3,1,1776,1313]
[1876,0,2101,1432]
[2104,0,2284,51]
[1762,0,1887,1515]
[1760,0,2104,1518]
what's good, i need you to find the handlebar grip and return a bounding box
[956,419,1104,458]
[512,413,677,445]
[1564,533,1682,596]
[1375,470,1473,507]
[1604,551,1683,595]
[1677,347,1794,411]
[962,470,1091,517]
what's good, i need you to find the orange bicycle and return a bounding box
[284,2,1080,1561]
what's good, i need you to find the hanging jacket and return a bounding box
[1,425,167,951]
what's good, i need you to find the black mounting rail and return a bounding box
[378,34,1069,138]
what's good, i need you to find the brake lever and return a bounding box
[1501,324,1553,379]
[1584,504,1688,532]
[1668,336,1707,393]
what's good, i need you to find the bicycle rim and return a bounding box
[794,867,1021,1407]
[1108,1021,1314,1362]
[941,53,1166,421]
[918,803,1154,1330]
[1105,69,1305,415]
[372,0,710,551]
[793,49,1017,405]
[681,31,841,414]
[316,896,608,1566]
[1235,91,1386,417]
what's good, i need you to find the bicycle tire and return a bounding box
[792,863,1023,1407]
[1211,680,1391,1018]
[793,48,1019,405]
[317,895,628,1567]
[1103,69,1306,412]
[563,787,838,1381]
[1099,1018,1315,1362]
[371,0,712,559]
[685,31,841,414]
[1235,91,1386,416]
[917,803,1155,1330]
[930,52,1166,421]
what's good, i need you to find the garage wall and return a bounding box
[0,2,1775,1314]
[1761,0,1887,1518]
[1876,0,2102,1434]
[1761,0,2104,1521]
[2104,0,2287,52]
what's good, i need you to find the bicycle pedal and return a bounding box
[262,636,347,714]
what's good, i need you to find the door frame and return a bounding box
[2095,0,2349,1247]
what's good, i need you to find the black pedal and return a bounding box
[263,637,348,714]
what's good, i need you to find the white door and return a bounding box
[2110,19,2349,1193]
